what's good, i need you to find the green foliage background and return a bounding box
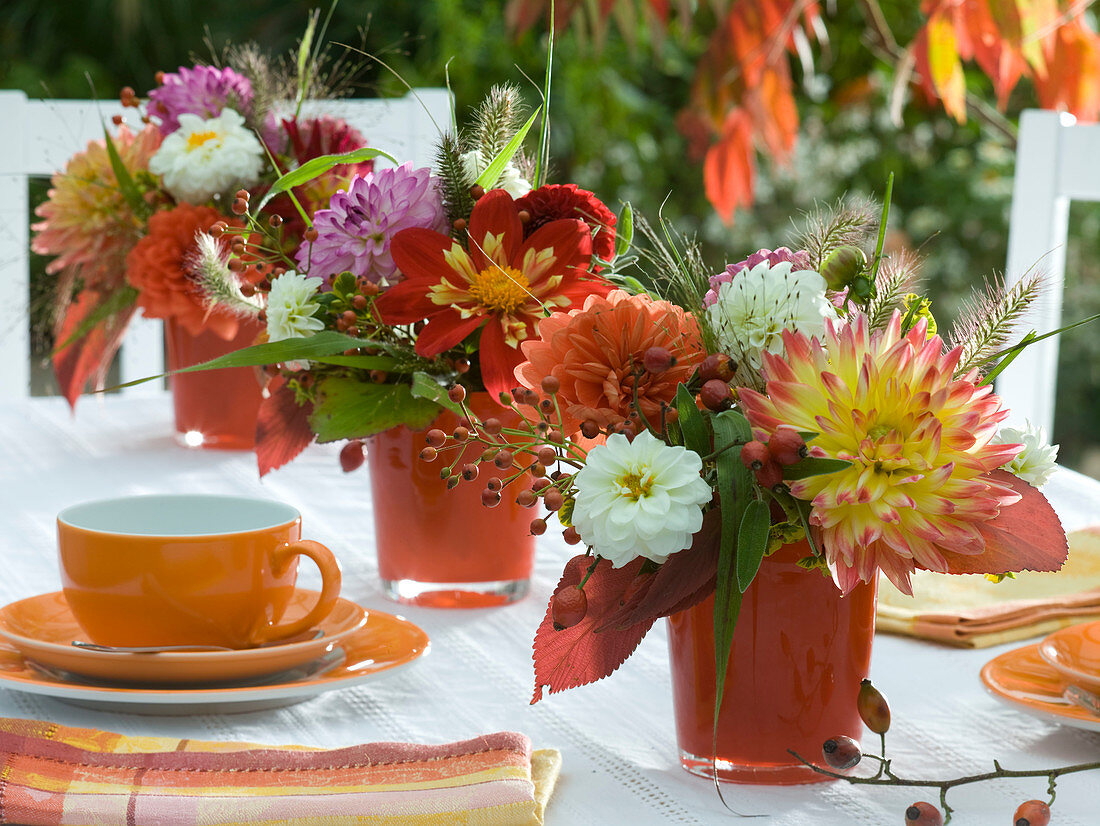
[3,0,1096,475]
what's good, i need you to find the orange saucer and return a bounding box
[1038,620,1100,692]
[0,610,429,715]
[980,644,1100,732]
[0,590,367,685]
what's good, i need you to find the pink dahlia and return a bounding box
[703,247,813,307]
[297,163,447,284]
[148,65,253,135]
[738,312,1025,595]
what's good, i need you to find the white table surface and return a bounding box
[1,395,1098,825]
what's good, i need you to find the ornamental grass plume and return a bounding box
[514,289,703,432]
[738,312,1024,595]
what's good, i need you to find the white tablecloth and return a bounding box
[1,396,1098,825]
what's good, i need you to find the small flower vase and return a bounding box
[667,538,877,784]
[164,316,265,450]
[367,392,535,608]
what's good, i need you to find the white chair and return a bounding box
[998,109,1100,436]
[0,87,452,399]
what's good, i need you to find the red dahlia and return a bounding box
[516,184,617,265]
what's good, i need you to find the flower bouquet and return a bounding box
[420,194,1072,782]
[182,83,620,605]
[31,14,378,448]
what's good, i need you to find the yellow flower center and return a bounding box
[468,265,530,314]
[186,130,219,150]
[617,471,653,501]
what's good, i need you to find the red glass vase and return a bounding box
[164,317,265,451]
[367,393,535,608]
[668,539,877,784]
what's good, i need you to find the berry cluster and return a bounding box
[799,679,1090,824]
[739,427,808,489]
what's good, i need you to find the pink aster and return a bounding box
[147,65,254,135]
[296,163,447,284]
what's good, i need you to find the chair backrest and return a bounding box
[0,88,452,400]
[998,109,1100,436]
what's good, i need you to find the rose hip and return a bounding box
[1013,800,1051,826]
[904,802,943,826]
[551,586,587,630]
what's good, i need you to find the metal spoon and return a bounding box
[71,629,325,655]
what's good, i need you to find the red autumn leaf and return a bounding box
[532,555,654,703]
[745,66,799,163]
[957,0,1026,108]
[1035,23,1100,122]
[704,108,755,224]
[938,469,1069,575]
[255,376,315,477]
[599,507,721,631]
[52,289,136,409]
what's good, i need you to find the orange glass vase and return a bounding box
[668,539,877,784]
[164,317,264,450]
[367,393,535,608]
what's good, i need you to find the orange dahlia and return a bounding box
[515,290,704,432]
[125,203,243,339]
[32,124,162,291]
[738,312,1025,595]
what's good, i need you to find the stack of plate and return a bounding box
[981,620,1100,731]
[0,589,429,714]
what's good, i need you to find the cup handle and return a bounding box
[255,540,342,644]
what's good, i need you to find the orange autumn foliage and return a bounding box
[509,0,1100,221]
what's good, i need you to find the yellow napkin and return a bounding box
[877,527,1100,647]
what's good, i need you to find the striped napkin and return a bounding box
[0,718,561,825]
[877,527,1100,647]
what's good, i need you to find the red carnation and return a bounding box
[516,184,617,265]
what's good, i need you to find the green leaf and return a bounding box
[309,354,399,370]
[736,498,770,593]
[309,377,440,442]
[782,457,851,481]
[410,371,465,417]
[52,286,138,354]
[710,408,754,722]
[107,331,369,390]
[618,275,649,297]
[792,497,823,559]
[103,129,146,217]
[534,0,554,188]
[674,383,708,456]
[615,202,633,257]
[474,107,541,190]
[870,172,893,282]
[255,147,399,214]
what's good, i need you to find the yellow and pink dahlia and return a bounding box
[738,312,1024,595]
[32,124,162,291]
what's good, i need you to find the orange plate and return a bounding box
[0,608,428,715]
[980,644,1100,732]
[1037,620,1100,692]
[0,590,367,685]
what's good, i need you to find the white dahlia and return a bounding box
[570,430,711,567]
[149,109,265,203]
[997,422,1059,488]
[266,271,324,343]
[705,259,837,371]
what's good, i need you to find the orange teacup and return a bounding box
[57,494,342,649]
